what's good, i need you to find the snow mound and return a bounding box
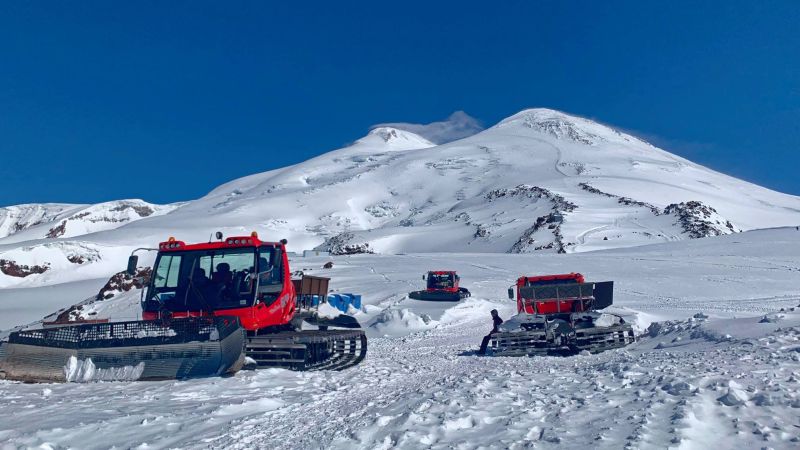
[369,308,436,337]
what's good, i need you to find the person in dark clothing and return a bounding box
[478,309,503,355]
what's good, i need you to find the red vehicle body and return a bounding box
[409,271,470,301]
[494,273,632,356]
[0,233,366,382]
[514,273,588,315]
[141,234,296,332]
[425,271,461,294]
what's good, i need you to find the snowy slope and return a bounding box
[1,108,799,291]
[117,107,800,256]
[1,228,799,449]
[0,203,81,239]
[0,199,180,244]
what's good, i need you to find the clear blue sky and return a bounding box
[1,1,798,206]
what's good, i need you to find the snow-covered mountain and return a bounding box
[0,203,79,239]
[1,108,799,289]
[0,199,179,244]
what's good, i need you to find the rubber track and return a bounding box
[245,329,367,371]
[490,323,635,356]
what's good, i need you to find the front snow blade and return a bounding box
[0,316,245,383]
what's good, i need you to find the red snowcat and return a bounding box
[0,233,366,382]
[490,273,634,355]
[408,271,471,301]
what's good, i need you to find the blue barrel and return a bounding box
[338,294,352,312]
[327,294,340,310]
[311,295,320,306]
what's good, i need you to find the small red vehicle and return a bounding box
[409,271,471,301]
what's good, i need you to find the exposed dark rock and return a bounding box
[46,220,67,238]
[510,212,567,253]
[473,224,490,238]
[454,212,471,223]
[96,267,152,300]
[319,232,374,255]
[13,219,44,233]
[0,259,50,277]
[663,201,738,238]
[523,117,599,145]
[111,203,154,217]
[488,185,574,253]
[67,255,86,264]
[49,267,151,323]
[579,182,661,215]
[486,185,576,212]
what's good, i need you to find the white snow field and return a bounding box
[1,228,799,449]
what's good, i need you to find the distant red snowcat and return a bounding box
[409,271,471,301]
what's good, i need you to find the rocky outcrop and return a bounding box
[46,220,68,238]
[0,259,50,277]
[486,185,577,212]
[488,185,575,254]
[510,212,566,253]
[318,232,374,255]
[579,182,661,215]
[664,201,739,238]
[96,267,152,300]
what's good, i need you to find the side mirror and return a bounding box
[507,288,514,300]
[126,255,139,276]
[422,274,426,280]
[215,231,223,240]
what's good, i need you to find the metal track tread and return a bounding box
[490,331,562,356]
[574,323,635,353]
[246,329,367,371]
[490,323,635,357]
[408,290,465,301]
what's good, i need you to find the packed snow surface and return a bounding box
[1,228,800,449]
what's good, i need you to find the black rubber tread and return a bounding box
[408,290,464,301]
[490,323,635,357]
[246,329,367,371]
